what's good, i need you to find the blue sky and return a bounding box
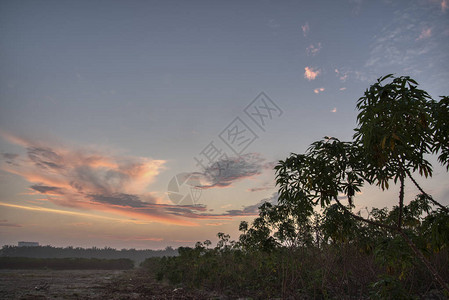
[1,0,448,249]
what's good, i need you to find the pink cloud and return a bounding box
[301,22,310,37]
[442,0,448,12]
[331,107,337,113]
[314,87,325,94]
[0,133,218,225]
[335,69,349,81]
[306,42,321,56]
[417,27,432,40]
[428,0,448,12]
[304,67,320,81]
[1,132,272,224]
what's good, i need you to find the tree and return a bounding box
[275,75,449,292]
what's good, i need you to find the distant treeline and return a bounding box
[0,245,178,264]
[0,257,134,270]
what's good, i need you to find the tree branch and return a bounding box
[334,198,397,231]
[405,169,449,213]
[398,230,449,294]
[398,171,405,228]
[334,198,449,294]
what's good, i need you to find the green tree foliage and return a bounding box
[274,74,449,292]
[144,75,449,298]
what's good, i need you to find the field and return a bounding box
[0,269,125,299]
[0,269,218,299]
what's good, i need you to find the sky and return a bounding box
[0,0,448,249]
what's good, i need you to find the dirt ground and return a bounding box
[0,269,124,299]
[0,269,221,299]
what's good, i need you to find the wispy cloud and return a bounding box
[248,184,274,192]
[1,153,19,160]
[301,22,310,37]
[1,133,275,224]
[306,43,322,56]
[0,132,245,225]
[194,153,270,189]
[443,0,448,12]
[331,107,337,113]
[432,0,449,12]
[1,152,19,166]
[225,192,278,216]
[416,27,432,40]
[364,3,449,85]
[0,219,22,227]
[304,67,320,81]
[205,222,226,226]
[334,69,349,82]
[350,0,363,15]
[268,19,280,29]
[314,87,325,94]
[0,202,139,223]
[105,235,163,242]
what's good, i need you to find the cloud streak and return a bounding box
[105,235,163,242]
[1,133,276,224]
[0,219,22,228]
[225,192,278,216]
[0,133,244,225]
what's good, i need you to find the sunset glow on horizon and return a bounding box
[1,0,448,250]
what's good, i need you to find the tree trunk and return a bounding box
[398,171,405,228]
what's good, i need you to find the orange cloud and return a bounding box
[1,132,262,224]
[304,67,320,81]
[331,107,337,113]
[314,87,325,94]
[0,134,203,225]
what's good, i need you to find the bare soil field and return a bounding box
[0,269,124,299]
[0,269,219,299]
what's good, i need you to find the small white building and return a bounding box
[18,241,39,247]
